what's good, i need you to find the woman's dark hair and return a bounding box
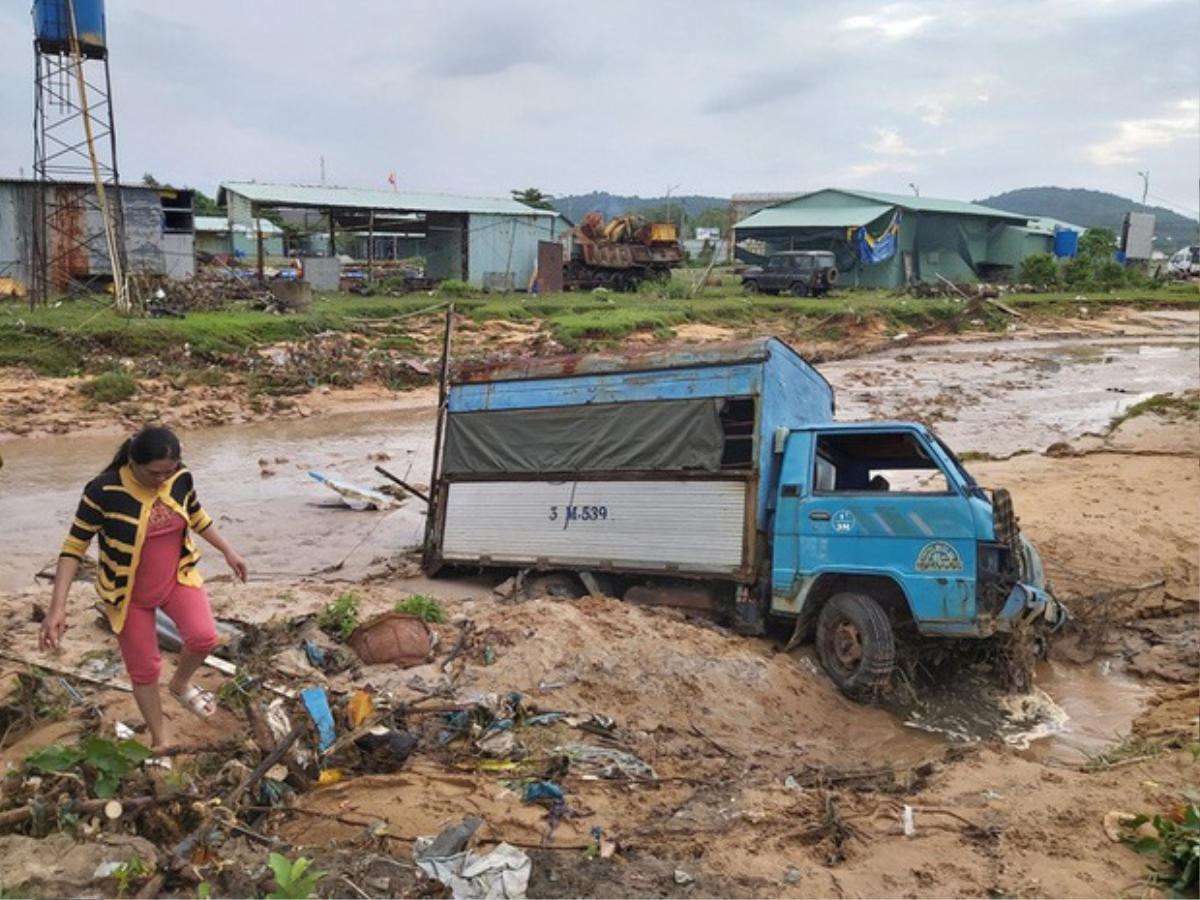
[104,425,182,474]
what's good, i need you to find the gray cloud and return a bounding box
[0,0,1194,209]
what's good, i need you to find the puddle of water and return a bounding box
[897,659,1151,763]
[0,408,437,592]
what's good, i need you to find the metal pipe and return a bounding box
[423,305,454,560]
[374,465,430,505]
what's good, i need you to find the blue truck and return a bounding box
[425,337,1065,698]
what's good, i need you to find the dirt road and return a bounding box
[0,310,1196,898]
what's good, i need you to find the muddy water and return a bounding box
[825,332,1200,456]
[0,408,436,592]
[898,659,1152,763]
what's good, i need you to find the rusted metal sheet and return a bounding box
[50,186,89,291]
[537,240,563,293]
[455,338,775,384]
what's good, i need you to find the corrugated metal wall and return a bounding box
[0,181,193,291]
[467,213,561,289]
[442,479,750,573]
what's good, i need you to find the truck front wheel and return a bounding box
[815,592,895,700]
[743,280,759,294]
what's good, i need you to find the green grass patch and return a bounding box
[79,370,137,403]
[1110,392,1200,430]
[394,594,446,623]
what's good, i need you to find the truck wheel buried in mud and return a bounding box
[815,592,896,700]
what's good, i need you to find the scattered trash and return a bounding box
[483,645,497,666]
[309,471,395,510]
[347,690,374,729]
[522,780,564,803]
[318,768,344,784]
[476,729,518,757]
[355,729,417,773]
[155,609,244,658]
[414,822,531,899]
[113,721,135,740]
[348,612,434,667]
[525,712,565,727]
[674,868,694,885]
[783,867,803,885]
[902,804,915,837]
[303,640,327,669]
[300,687,336,752]
[783,774,800,791]
[555,743,657,780]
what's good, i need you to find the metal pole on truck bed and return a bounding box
[423,304,454,566]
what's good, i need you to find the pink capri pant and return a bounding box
[117,583,218,685]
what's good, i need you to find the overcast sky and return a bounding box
[1,0,1197,213]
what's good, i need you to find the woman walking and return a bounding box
[39,425,248,752]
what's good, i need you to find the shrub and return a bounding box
[317,592,360,640]
[437,279,475,297]
[1094,259,1127,291]
[395,594,446,623]
[1078,227,1117,261]
[1061,256,1094,290]
[79,370,137,403]
[1019,253,1060,290]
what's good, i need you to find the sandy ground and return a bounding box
[0,312,1196,898]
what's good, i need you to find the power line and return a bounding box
[1144,191,1199,219]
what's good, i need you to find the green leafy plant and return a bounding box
[1123,802,1200,897]
[1019,252,1060,289]
[25,736,153,798]
[394,594,446,623]
[317,592,360,640]
[1077,226,1117,260]
[113,856,153,897]
[216,665,256,709]
[79,370,137,403]
[266,852,327,900]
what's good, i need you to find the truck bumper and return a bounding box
[997,582,1069,632]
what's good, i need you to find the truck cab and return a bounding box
[768,421,1064,697]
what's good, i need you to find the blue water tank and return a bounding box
[34,0,107,58]
[1053,227,1079,259]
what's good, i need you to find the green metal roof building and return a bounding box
[733,189,1059,288]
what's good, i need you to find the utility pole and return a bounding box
[665,183,681,235]
[908,182,920,198]
[320,155,326,186]
[1137,171,1149,205]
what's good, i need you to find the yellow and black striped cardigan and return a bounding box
[60,465,213,633]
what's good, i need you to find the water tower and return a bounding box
[31,0,126,305]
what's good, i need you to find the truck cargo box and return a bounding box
[426,338,834,580]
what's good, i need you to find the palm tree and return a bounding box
[511,187,555,210]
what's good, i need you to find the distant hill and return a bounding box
[553,192,727,223]
[976,187,1198,248]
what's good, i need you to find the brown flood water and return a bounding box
[0,407,436,593]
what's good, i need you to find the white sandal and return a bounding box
[172,684,217,719]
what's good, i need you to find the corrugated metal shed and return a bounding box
[0,178,193,293]
[733,187,1048,287]
[194,215,282,234]
[737,202,893,230]
[218,182,558,217]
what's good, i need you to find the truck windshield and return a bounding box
[931,433,987,499]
